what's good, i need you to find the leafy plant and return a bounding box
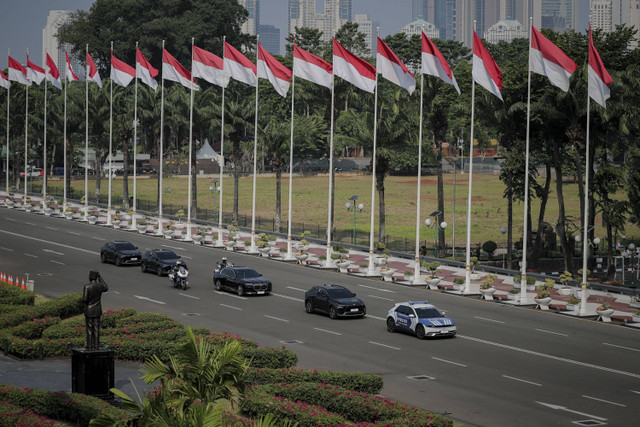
[425,261,441,278]
[566,296,580,305]
[453,278,465,285]
[480,274,497,289]
[482,241,498,259]
[559,271,573,287]
[403,270,414,276]
[596,302,612,311]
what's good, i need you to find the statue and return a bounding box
[82,270,108,350]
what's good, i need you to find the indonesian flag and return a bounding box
[293,44,332,88]
[26,55,45,85]
[223,42,256,87]
[46,53,62,89]
[8,56,29,85]
[136,46,159,91]
[162,48,198,90]
[530,26,577,92]
[472,31,502,100]
[0,70,9,90]
[65,50,79,82]
[86,51,103,88]
[376,36,415,94]
[588,26,613,108]
[333,38,376,93]
[257,43,291,97]
[421,32,460,95]
[110,51,135,87]
[193,45,229,88]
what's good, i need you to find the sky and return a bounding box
[0,0,411,70]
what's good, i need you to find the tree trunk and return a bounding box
[506,173,514,270]
[122,134,130,209]
[531,164,551,268]
[376,167,385,244]
[573,142,585,230]
[275,166,282,233]
[553,142,573,272]
[65,137,73,201]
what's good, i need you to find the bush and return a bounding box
[0,400,54,427]
[0,294,82,330]
[5,317,60,340]
[241,347,298,369]
[0,283,35,306]
[482,240,498,259]
[244,367,383,394]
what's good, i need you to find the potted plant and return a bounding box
[403,270,414,281]
[336,254,351,272]
[424,261,442,289]
[374,243,389,266]
[596,302,614,322]
[295,232,311,263]
[480,274,497,300]
[508,287,520,300]
[256,233,273,256]
[379,266,396,282]
[559,271,573,295]
[565,296,580,311]
[534,286,552,310]
[453,277,465,290]
[223,225,238,250]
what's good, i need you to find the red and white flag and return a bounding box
[588,26,613,108]
[110,51,135,87]
[193,45,229,88]
[257,43,291,97]
[421,32,460,95]
[136,47,158,91]
[376,36,415,94]
[163,48,198,90]
[293,44,332,88]
[86,51,103,88]
[65,51,79,82]
[46,53,61,89]
[8,56,29,85]
[26,55,45,85]
[0,70,9,90]
[333,38,376,93]
[223,42,256,87]
[530,26,576,92]
[472,31,502,100]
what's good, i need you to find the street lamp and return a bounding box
[209,179,219,221]
[425,215,447,258]
[346,195,363,245]
[500,227,507,269]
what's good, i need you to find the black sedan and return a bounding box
[140,249,186,276]
[304,284,366,319]
[100,241,142,266]
[213,266,272,296]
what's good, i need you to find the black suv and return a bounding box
[304,284,366,319]
[213,266,272,296]
[100,241,142,266]
[140,249,186,276]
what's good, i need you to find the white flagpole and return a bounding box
[84,44,89,221]
[24,49,29,199]
[520,19,534,304]
[287,43,296,260]
[186,38,195,241]
[63,57,68,212]
[43,53,48,208]
[107,42,114,226]
[4,49,9,194]
[325,73,335,265]
[366,29,380,277]
[413,38,425,283]
[157,40,165,235]
[132,42,140,231]
[249,36,260,254]
[580,92,592,315]
[217,37,227,246]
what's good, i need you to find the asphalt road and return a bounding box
[1,207,639,427]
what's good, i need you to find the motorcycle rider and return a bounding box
[172,264,188,288]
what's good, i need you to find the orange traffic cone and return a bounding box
[8,275,13,286]
[21,278,26,290]
[0,272,4,283]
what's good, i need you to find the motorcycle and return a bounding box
[168,265,189,290]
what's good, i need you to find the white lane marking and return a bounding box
[535,328,568,337]
[314,327,342,335]
[43,249,64,256]
[50,260,65,265]
[358,284,395,293]
[367,294,394,301]
[68,231,80,235]
[182,255,193,259]
[603,342,640,352]
[630,390,640,395]
[25,222,36,226]
[179,293,199,300]
[502,375,542,386]
[46,226,57,230]
[369,341,400,350]
[273,293,304,302]
[25,253,38,258]
[1,247,14,251]
[220,304,242,311]
[474,316,505,324]
[536,402,607,421]
[6,218,16,222]
[460,335,640,379]
[432,357,467,367]
[212,291,247,300]
[134,295,166,305]
[367,315,386,321]
[287,286,306,292]
[265,315,289,323]
[0,230,99,255]
[162,244,187,251]
[582,395,626,407]
[91,236,103,241]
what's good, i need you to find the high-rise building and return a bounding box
[353,14,376,55]
[259,25,281,55]
[42,10,84,79]
[591,0,640,34]
[287,0,353,42]
[484,19,527,42]
[239,0,260,35]
[413,0,428,20]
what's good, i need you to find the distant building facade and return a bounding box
[288,0,353,42]
[239,0,260,35]
[402,18,440,40]
[485,19,527,43]
[258,24,281,54]
[42,10,83,78]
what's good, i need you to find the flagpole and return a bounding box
[287,42,296,261]
[217,37,226,246]
[249,36,260,254]
[132,42,140,232]
[580,92,592,316]
[325,72,335,265]
[107,43,114,226]
[4,49,9,194]
[43,53,48,208]
[413,41,425,283]
[84,44,89,221]
[157,40,165,236]
[520,18,534,304]
[366,29,380,277]
[24,49,29,199]
[63,57,67,212]
[186,38,195,241]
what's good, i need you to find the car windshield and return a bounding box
[114,242,136,250]
[157,251,178,260]
[236,269,260,279]
[327,288,354,298]
[414,307,444,318]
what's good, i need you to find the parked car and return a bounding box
[386,301,456,339]
[213,266,271,296]
[19,167,44,177]
[100,241,142,266]
[140,249,186,276]
[304,284,366,319]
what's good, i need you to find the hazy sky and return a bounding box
[0,0,411,70]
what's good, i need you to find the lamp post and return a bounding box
[346,195,363,245]
[425,216,447,258]
[209,179,219,222]
[500,227,507,269]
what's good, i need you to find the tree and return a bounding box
[285,27,324,56]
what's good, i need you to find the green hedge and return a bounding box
[0,293,82,330]
[244,367,383,394]
[241,347,298,369]
[0,399,54,427]
[0,283,35,306]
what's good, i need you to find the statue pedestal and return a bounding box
[71,348,114,399]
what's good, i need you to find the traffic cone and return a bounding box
[8,275,13,286]
[21,278,26,290]
[0,272,4,283]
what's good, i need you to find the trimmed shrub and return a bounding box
[0,283,35,306]
[0,294,82,330]
[241,347,298,369]
[5,317,60,340]
[0,400,54,427]
[244,367,383,394]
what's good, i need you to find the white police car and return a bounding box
[386,301,456,339]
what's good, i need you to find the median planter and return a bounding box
[596,307,614,322]
[335,260,351,273]
[379,268,395,282]
[425,277,441,290]
[480,287,497,301]
[295,253,309,264]
[534,296,552,310]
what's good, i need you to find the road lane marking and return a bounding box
[265,315,289,323]
[314,327,342,335]
[212,291,247,300]
[43,249,64,256]
[536,402,607,421]
[582,395,626,407]
[0,230,99,255]
[369,341,400,350]
[273,293,303,302]
[162,244,187,251]
[220,304,242,310]
[5,218,16,222]
[25,253,38,258]
[179,293,199,299]
[602,342,640,352]
[91,236,103,241]
[68,231,80,235]
[367,294,394,301]
[287,286,306,292]
[535,328,568,337]
[502,375,541,386]
[25,222,36,226]
[45,226,57,230]
[134,295,166,305]
[1,247,14,251]
[631,390,640,395]
[474,316,505,324]
[182,255,193,259]
[367,315,386,321]
[432,357,467,367]
[358,284,395,293]
[460,335,640,379]
[50,260,65,265]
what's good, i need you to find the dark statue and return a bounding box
[82,270,108,350]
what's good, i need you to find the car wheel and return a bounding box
[416,325,426,340]
[100,252,106,263]
[329,306,337,319]
[305,301,313,314]
[140,263,146,273]
[214,279,223,291]
[115,257,121,266]
[236,285,245,296]
[157,266,164,276]
[386,317,397,333]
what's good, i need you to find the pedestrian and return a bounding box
[475,242,481,258]
[419,246,427,257]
